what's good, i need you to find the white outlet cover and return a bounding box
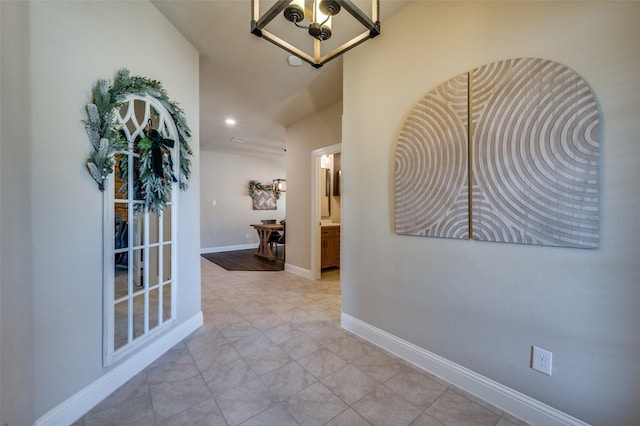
[531,346,553,376]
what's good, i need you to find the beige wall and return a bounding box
[285,102,342,272]
[200,150,286,251]
[342,2,640,425]
[0,1,200,424]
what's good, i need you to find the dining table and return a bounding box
[250,223,284,260]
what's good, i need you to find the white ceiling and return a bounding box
[152,0,409,159]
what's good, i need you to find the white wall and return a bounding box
[342,2,640,425]
[0,1,200,424]
[1,2,36,423]
[200,150,285,251]
[0,3,10,424]
[286,102,342,272]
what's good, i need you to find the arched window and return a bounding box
[103,95,178,365]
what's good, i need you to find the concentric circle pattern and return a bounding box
[472,58,600,248]
[394,58,600,248]
[395,73,469,238]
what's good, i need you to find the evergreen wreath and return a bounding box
[84,69,192,212]
[249,180,280,199]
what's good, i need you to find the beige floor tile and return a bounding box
[243,344,292,375]
[239,403,299,426]
[205,311,248,327]
[79,264,530,426]
[156,398,227,426]
[275,307,320,324]
[191,341,241,377]
[145,353,201,387]
[278,333,324,360]
[262,323,304,345]
[384,369,447,409]
[410,411,446,426]
[303,323,349,346]
[260,361,318,401]
[264,301,298,313]
[306,307,341,321]
[325,335,375,362]
[424,389,501,426]
[324,408,371,426]
[183,326,227,356]
[148,373,213,421]
[220,322,260,340]
[83,393,155,426]
[352,385,422,426]
[322,364,381,405]
[245,312,288,331]
[229,332,274,357]
[449,385,504,416]
[146,342,191,370]
[203,358,258,395]
[284,382,348,425]
[351,350,405,383]
[294,319,333,334]
[85,372,148,415]
[215,378,277,425]
[298,347,348,379]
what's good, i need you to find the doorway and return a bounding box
[311,144,342,280]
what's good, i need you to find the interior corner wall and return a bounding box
[285,102,342,272]
[200,150,285,251]
[341,2,640,425]
[0,1,200,424]
[1,2,35,424]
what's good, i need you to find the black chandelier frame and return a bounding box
[251,0,380,68]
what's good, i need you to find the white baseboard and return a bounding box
[34,312,204,426]
[284,263,313,279]
[200,243,258,254]
[341,313,589,426]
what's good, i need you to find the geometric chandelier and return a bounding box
[251,0,380,68]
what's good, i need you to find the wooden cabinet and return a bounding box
[321,226,340,269]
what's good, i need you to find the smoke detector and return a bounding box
[287,55,303,67]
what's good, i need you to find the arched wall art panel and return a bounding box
[395,72,470,239]
[394,58,601,248]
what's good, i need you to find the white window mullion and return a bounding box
[143,207,150,334]
[127,151,134,345]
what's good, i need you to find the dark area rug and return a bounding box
[202,249,284,271]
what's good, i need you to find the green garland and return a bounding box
[84,69,192,212]
[249,180,280,199]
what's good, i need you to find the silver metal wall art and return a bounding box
[394,58,601,248]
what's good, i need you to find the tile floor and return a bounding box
[75,259,529,426]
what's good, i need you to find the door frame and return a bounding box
[310,143,342,280]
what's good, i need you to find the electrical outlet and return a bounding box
[531,346,553,376]
[245,233,249,240]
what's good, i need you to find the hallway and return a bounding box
[75,259,527,425]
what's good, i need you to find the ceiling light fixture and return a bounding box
[251,0,380,68]
[273,178,286,193]
[225,118,237,126]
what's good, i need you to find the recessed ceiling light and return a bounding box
[230,136,246,143]
[225,118,236,126]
